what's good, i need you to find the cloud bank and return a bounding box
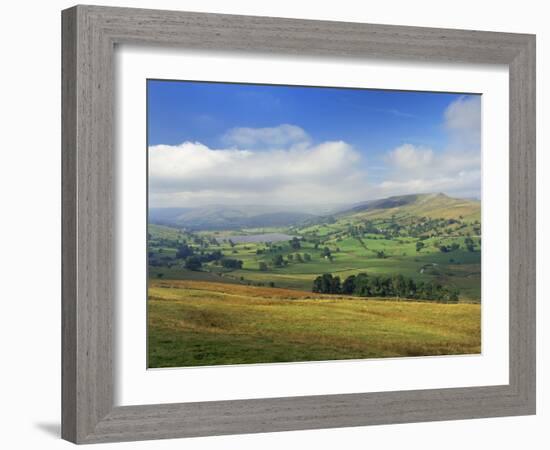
[377,97,481,199]
[150,97,481,207]
[380,143,480,199]
[149,133,370,207]
[444,95,481,150]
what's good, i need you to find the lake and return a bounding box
[229,233,297,243]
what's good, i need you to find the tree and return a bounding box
[184,255,202,271]
[312,276,323,293]
[206,250,223,262]
[295,253,304,263]
[303,253,311,262]
[221,258,243,269]
[176,243,194,259]
[322,247,331,258]
[392,274,407,298]
[312,273,340,294]
[353,273,371,296]
[330,276,342,294]
[407,277,416,298]
[449,288,459,302]
[416,241,425,252]
[342,274,356,294]
[259,262,268,271]
[290,237,301,250]
[272,254,284,267]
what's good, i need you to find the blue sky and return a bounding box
[148,80,481,208]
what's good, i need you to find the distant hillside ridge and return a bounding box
[148,205,317,230]
[148,193,481,230]
[341,193,480,221]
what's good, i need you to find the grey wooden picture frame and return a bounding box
[61,4,536,444]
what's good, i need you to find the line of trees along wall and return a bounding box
[312,272,459,302]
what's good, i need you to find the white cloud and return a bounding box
[222,124,310,148]
[382,143,480,199]
[149,139,370,207]
[386,144,434,171]
[387,144,480,176]
[150,101,482,208]
[373,96,482,199]
[445,96,481,132]
[444,95,481,149]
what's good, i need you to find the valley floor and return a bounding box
[147,280,481,368]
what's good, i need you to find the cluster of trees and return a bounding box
[272,254,285,267]
[184,255,243,271]
[438,242,460,253]
[433,237,479,253]
[464,236,477,252]
[312,272,459,302]
[184,255,203,271]
[174,243,247,272]
[270,252,312,268]
[148,253,174,268]
[177,243,223,262]
[176,243,194,259]
[150,242,224,269]
[289,237,301,250]
[344,217,479,242]
[256,243,286,255]
[406,217,460,238]
[220,258,243,269]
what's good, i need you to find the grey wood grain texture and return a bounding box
[61,4,536,444]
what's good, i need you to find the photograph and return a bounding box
[146,80,482,368]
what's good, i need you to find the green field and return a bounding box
[147,193,482,367]
[148,280,481,367]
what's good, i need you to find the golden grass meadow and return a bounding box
[148,280,481,368]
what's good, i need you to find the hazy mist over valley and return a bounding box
[148,192,480,231]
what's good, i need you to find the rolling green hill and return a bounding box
[149,205,317,230]
[344,193,480,221]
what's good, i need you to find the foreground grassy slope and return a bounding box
[148,280,481,368]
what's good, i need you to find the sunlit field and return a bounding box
[148,280,481,368]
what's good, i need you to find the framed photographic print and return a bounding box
[62,5,536,444]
